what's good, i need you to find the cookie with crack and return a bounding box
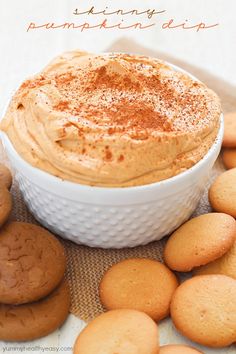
[0,279,70,341]
[0,222,66,304]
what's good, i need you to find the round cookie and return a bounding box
[0,221,66,304]
[164,213,236,272]
[0,279,70,341]
[222,111,236,148]
[209,168,236,217]
[159,345,203,354]
[0,163,12,189]
[194,240,236,279]
[73,309,159,354]
[170,275,236,347]
[0,186,12,226]
[99,258,178,321]
[222,148,236,169]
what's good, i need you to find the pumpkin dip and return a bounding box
[1,51,221,187]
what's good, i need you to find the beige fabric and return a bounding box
[1,39,235,322]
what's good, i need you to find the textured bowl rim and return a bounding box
[0,58,224,196]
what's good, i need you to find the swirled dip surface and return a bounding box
[1,51,221,187]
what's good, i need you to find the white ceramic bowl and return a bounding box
[0,63,224,248]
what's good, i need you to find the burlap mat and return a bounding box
[1,39,236,322]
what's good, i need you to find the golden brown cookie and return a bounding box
[194,240,236,279]
[222,111,236,148]
[99,258,178,322]
[73,309,159,354]
[159,345,203,354]
[0,221,66,304]
[222,148,236,169]
[0,163,12,189]
[209,168,236,217]
[0,186,12,226]
[0,279,70,341]
[170,275,236,347]
[164,213,236,272]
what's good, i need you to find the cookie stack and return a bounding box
[0,164,70,342]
